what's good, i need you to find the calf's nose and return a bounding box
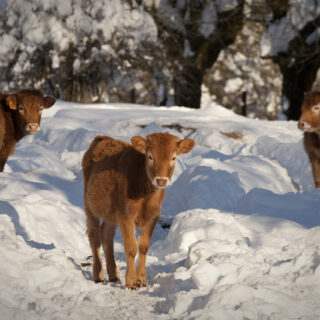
[25,123,39,133]
[155,177,168,188]
[298,120,311,130]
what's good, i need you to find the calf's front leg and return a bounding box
[119,218,137,288]
[0,158,6,172]
[136,217,158,287]
[310,156,320,188]
[0,143,13,172]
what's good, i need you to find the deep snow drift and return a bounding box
[0,101,320,320]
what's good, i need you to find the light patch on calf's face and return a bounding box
[25,122,40,134]
[299,118,320,133]
[152,176,170,189]
[299,105,320,133]
[298,120,315,132]
[312,104,320,114]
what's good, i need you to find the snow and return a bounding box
[156,209,320,319]
[261,17,296,57]
[1,100,320,319]
[216,0,239,12]
[225,77,243,93]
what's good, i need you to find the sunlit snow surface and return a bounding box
[0,101,319,319]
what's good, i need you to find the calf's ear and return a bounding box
[6,94,18,110]
[177,138,195,154]
[131,136,146,154]
[43,96,56,109]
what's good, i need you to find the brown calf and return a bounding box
[82,133,194,288]
[298,91,320,187]
[0,90,55,171]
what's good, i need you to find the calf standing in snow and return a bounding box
[298,91,320,187]
[82,133,194,288]
[0,90,56,171]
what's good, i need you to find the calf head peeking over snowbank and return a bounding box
[82,133,194,288]
[298,91,320,187]
[0,90,56,171]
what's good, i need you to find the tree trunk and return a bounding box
[174,64,203,109]
[280,57,320,120]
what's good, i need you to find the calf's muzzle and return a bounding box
[25,123,40,133]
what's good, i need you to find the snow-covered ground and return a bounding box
[1,101,320,319]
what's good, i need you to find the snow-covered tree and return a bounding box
[0,0,170,104]
[0,0,245,109]
[205,20,282,119]
[3,0,320,119]
[261,0,320,119]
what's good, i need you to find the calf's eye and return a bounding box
[312,105,320,112]
[148,154,153,161]
[172,156,176,161]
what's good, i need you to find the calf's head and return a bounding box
[131,132,195,189]
[5,90,56,134]
[298,92,320,133]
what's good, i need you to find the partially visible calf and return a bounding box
[82,133,195,288]
[0,90,55,171]
[298,91,320,187]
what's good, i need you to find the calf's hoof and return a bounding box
[136,276,147,287]
[126,283,137,290]
[108,275,120,283]
[93,269,105,283]
[125,275,138,289]
[93,277,104,283]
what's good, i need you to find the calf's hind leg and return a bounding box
[86,212,104,282]
[101,220,119,282]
